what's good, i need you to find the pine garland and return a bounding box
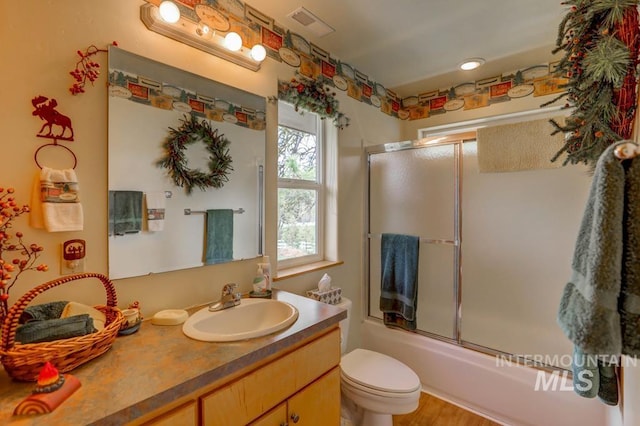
[543,0,639,167]
[157,115,233,194]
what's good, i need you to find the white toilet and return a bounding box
[336,297,421,426]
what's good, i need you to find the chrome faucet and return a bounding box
[209,283,241,311]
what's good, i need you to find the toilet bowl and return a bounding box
[336,298,420,426]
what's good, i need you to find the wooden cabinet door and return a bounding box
[142,401,198,426]
[250,402,287,426]
[287,368,340,426]
[201,330,339,426]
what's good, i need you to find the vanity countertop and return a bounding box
[0,289,346,425]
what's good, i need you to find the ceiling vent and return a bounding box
[287,6,335,37]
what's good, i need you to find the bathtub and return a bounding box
[361,319,617,426]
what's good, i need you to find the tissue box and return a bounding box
[306,287,342,305]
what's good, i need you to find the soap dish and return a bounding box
[151,309,189,325]
[249,290,272,299]
[118,321,142,336]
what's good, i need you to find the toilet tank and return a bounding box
[335,297,352,354]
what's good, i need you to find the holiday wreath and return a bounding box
[157,114,233,194]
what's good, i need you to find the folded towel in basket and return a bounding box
[60,301,106,331]
[20,301,69,323]
[15,314,97,344]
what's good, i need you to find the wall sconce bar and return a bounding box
[140,3,262,72]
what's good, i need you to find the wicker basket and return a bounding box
[0,272,125,381]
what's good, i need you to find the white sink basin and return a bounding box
[182,298,299,342]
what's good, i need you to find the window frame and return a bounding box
[277,102,325,269]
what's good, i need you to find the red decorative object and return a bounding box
[13,362,81,416]
[0,187,48,322]
[31,96,74,141]
[611,7,639,140]
[69,42,118,95]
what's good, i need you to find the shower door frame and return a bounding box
[364,132,567,373]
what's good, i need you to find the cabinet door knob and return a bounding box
[279,423,289,426]
[290,413,300,423]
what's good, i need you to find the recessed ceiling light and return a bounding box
[459,58,485,71]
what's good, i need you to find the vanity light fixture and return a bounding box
[459,58,485,71]
[140,3,264,71]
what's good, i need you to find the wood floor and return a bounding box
[393,393,500,426]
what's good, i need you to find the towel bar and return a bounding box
[184,208,244,215]
[367,233,458,246]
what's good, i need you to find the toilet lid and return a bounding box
[341,349,420,394]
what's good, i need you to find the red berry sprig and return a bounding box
[0,187,48,321]
[69,42,118,95]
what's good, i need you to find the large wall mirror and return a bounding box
[108,47,265,279]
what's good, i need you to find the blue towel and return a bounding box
[205,209,234,264]
[109,190,143,236]
[20,301,69,323]
[15,314,97,344]
[379,233,420,331]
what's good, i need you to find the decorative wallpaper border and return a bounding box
[108,68,266,131]
[154,0,567,120]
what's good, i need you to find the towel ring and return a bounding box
[34,143,77,169]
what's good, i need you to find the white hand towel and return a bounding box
[61,301,106,331]
[40,167,83,232]
[145,191,166,232]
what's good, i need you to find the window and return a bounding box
[277,101,324,268]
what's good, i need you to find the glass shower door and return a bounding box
[460,141,591,367]
[367,143,458,339]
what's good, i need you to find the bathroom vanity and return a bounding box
[0,290,345,425]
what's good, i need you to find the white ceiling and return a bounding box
[246,0,566,97]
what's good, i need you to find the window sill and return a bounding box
[274,260,343,281]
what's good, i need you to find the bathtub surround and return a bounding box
[380,233,420,331]
[558,141,640,403]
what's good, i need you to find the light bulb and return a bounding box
[250,44,267,62]
[158,1,180,24]
[224,32,243,52]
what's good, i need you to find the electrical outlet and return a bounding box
[61,239,86,275]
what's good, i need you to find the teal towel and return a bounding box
[380,233,420,331]
[572,346,598,399]
[598,363,619,406]
[620,149,640,356]
[571,347,619,405]
[205,209,234,264]
[20,301,69,323]
[109,190,143,236]
[558,141,640,356]
[15,314,97,344]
